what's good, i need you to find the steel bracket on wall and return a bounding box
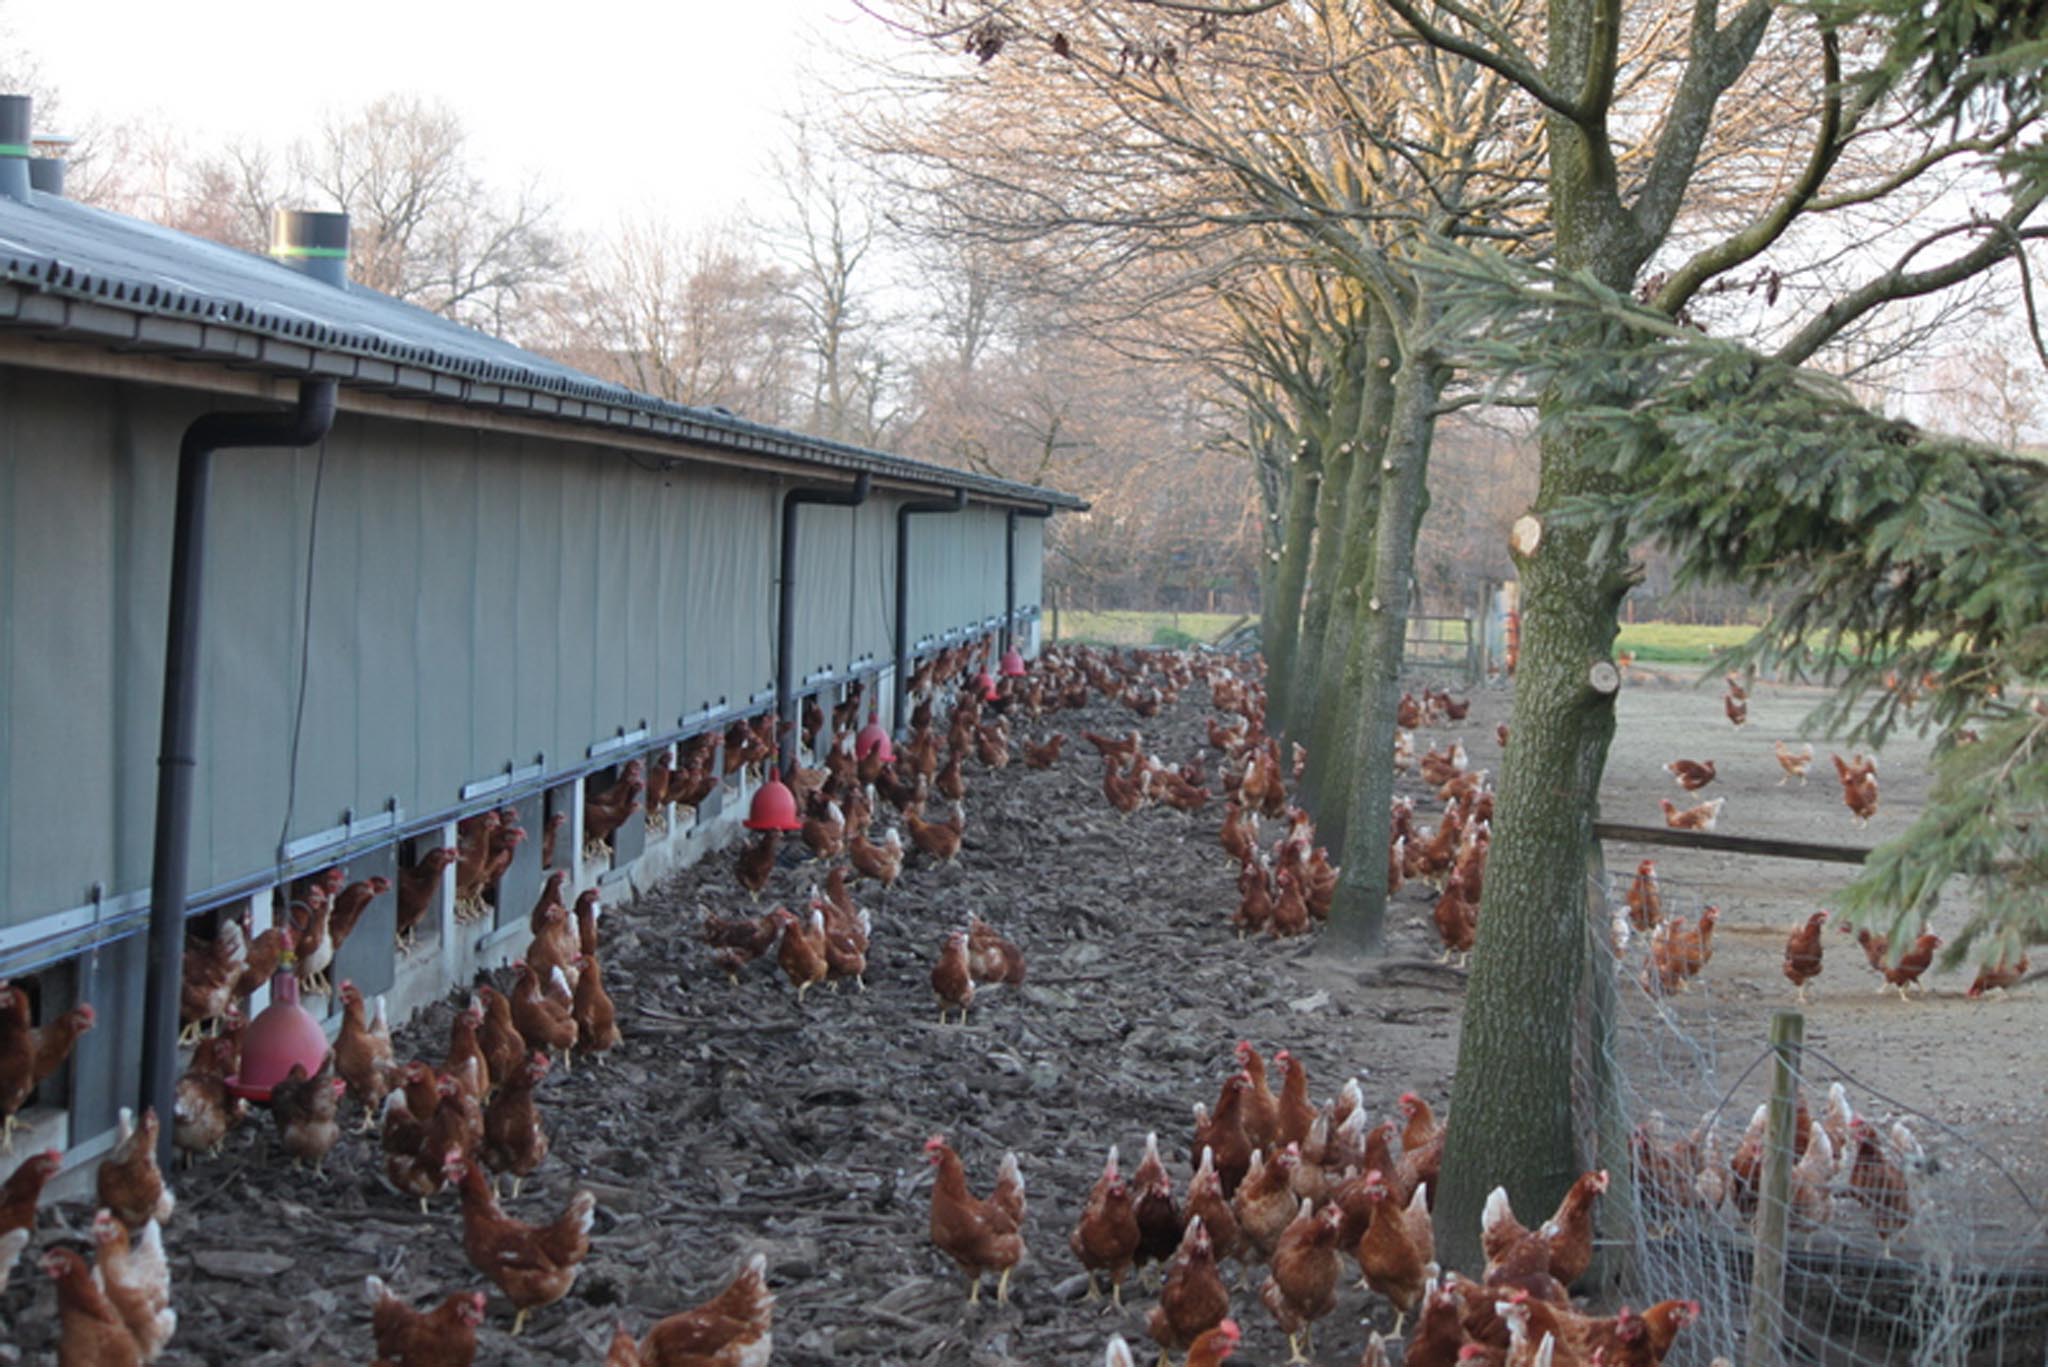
[279,801,404,863]
[461,757,548,802]
[587,727,650,761]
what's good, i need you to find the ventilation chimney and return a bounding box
[29,132,73,198]
[270,209,350,287]
[0,96,32,203]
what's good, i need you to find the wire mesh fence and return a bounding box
[1585,865,2048,1367]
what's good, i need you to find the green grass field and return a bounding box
[1614,622,1758,664]
[1052,610,1246,647]
[1049,608,1757,662]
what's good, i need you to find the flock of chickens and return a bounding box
[1630,1078,1925,1255]
[2,841,792,1365]
[925,1041,1707,1367]
[0,640,2010,1367]
[1627,671,2027,1001]
[891,659,1716,1367]
[1383,687,1494,965]
[0,956,774,1367]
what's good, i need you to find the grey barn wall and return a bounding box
[905,503,1010,646]
[787,493,899,684]
[1,361,1043,937]
[1016,514,1046,618]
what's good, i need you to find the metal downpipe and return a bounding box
[776,473,871,776]
[139,380,339,1168]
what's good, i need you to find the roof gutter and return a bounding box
[139,377,338,1167]
[893,489,968,735]
[777,473,872,776]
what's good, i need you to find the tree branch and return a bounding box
[1576,0,1624,124]
[1377,0,1589,124]
[1651,25,1842,316]
[1774,186,2048,365]
[1629,0,1772,248]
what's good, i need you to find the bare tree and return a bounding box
[552,218,805,423]
[294,95,567,336]
[774,121,896,446]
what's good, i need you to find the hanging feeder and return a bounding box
[1000,648,1027,678]
[855,713,895,764]
[745,775,804,831]
[225,965,328,1104]
[973,670,999,701]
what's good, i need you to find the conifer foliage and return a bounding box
[1431,246,2048,966]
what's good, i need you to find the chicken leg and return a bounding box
[996,1267,1014,1305]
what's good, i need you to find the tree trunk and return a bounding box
[1327,351,1445,951]
[1288,402,1360,769]
[1426,0,1665,1268]
[1434,411,1635,1270]
[1264,438,1323,729]
[1304,309,1397,848]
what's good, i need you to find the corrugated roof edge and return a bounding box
[0,195,1086,512]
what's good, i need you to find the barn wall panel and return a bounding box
[849,497,895,670]
[552,445,601,761]
[908,512,970,643]
[351,424,424,820]
[622,458,665,730]
[199,435,309,888]
[514,441,565,769]
[1015,515,1045,612]
[735,479,776,706]
[790,500,856,680]
[410,427,482,816]
[108,390,184,898]
[968,506,1007,627]
[468,436,524,785]
[290,432,362,841]
[590,452,633,740]
[681,472,775,712]
[0,372,119,922]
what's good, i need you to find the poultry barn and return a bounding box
[0,102,1076,1189]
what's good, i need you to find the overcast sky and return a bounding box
[6,0,887,237]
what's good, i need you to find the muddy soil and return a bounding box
[3,658,2038,1367]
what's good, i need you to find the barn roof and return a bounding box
[0,191,1084,511]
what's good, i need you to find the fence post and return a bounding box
[1746,1009,1806,1367]
[1466,601,1481,686]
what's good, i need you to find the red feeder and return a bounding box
[225,970,329,1104]
[745,775,804,832]
[1000,648,1027,677]
[855,713,895,763]
[974,670,998,701]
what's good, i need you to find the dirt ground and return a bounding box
[3,657,2040,1367]
[1586,667,2048,1194]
